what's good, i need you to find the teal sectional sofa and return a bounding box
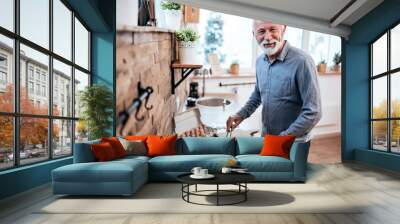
[52,137,310,196]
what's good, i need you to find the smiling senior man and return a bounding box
[226,21,322,141]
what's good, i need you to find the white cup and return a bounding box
[221,167,232,174]
[200,169,208,176]
[191,167,202,176]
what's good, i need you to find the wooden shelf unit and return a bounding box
[171,63,202,94]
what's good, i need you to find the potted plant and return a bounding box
[79,84,113,140]
[229,60,240,75]
[161,1,182,30]
[176,27,200,64]
[332,52,341,72]
[317,59,327,73]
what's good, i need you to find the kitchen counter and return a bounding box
[191,72,340,80]
[191,73,255,80]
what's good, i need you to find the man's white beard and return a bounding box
[259,39,283,56]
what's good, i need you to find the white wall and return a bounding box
[313,74,341,138]
[117,0,138,28]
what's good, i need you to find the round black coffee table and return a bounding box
[177,173,255,206]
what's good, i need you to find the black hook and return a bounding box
[134,99,145,121]
[144,87,153,110]
[117,82,154,130]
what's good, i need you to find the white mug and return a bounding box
[200,169,208,176]
[191,167,202,176]
[221,167,232,174]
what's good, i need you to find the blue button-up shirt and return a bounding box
[237,41,322,138]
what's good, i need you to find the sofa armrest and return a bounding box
[289,141,310,182]
[73,140,100,163]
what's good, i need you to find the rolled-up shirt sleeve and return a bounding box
[280,57,322,137]
[237,78,261,119]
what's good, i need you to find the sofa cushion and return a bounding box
[236,155,293,172]
[53,158,147,183]
[147,135,177,157]
[115,155,150,163]
[73,139,100,163]
[236,137,263,155]
[176,137,236,155]
[91,142,118,161]
[260,135,296,159]
[101,137,127,158]
[119,138,147,156]
[149,154,235,172]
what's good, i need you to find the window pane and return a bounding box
[372,33,387,76]
[20,0,49,49]
[0,116,13,170]
[74,69,89,118]
[53,0,72,60]
[391,24,400,70]
[53,119,72,158]
[0,0,14,31]
[372,77,387,119]
[309,32,330,66]
[20,117,49,165]
[372,121,388,151]
[285,26,303,49]
[53,59,72,117]
[0,35,14,112]
[75,120,88,143]
[199,10,253,69]
[20,44,49,115]
[75,18,89,69]
[391,72,400,118]
[391,120,400,153]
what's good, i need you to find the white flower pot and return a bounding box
[164,9,181,30]
[178,41,199,64]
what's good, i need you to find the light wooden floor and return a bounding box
[309,135,342,164]
[1,162,400,224]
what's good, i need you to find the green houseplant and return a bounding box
[161,1,182,30]
[317,59,327,73]
[332,52,341,72]
[161,1,180,10]
[176,27,200,64]
[176,27,200,42]
[79,84,113,140]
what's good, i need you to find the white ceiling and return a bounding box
[173,0,384,38]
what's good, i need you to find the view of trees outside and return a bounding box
[0,0,89,170]
[371,23,400,153]
[0,85,63,168]
[371,76,400,153]
[0,116,13,169]
[53,119,72,158]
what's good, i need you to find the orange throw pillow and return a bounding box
[91,142,117,161]
[101,137,127,158]
[146,135,177,157]
[259,135,296,159]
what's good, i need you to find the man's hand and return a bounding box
[226,114,244,133]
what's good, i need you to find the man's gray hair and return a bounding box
[253,20,286,32]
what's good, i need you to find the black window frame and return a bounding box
[370,21,400,154]
[0,0,92,171]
